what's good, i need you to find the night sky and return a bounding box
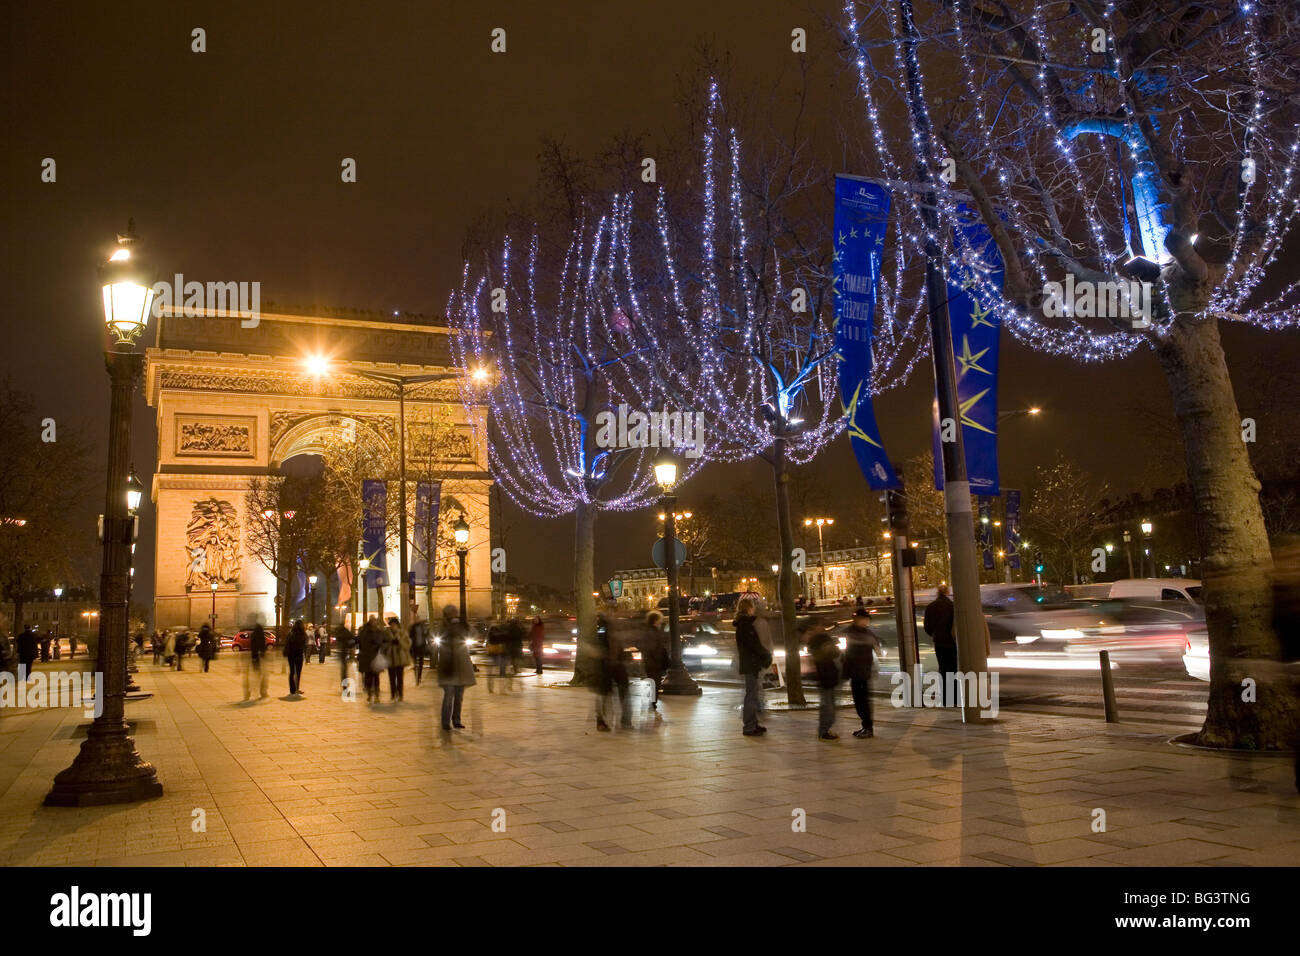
[4,1,1296,600]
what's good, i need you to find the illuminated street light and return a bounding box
[803,517,835,601]
[454,516,470,624]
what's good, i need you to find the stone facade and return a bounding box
[145,307,492,631]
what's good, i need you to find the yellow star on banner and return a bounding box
[956,335,991,377]
[846,380,884,448]
[970,298,997,329]
[959,388,996,435]
[838,231,847,246]
[849,227,858,239]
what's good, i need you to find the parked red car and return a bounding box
[230,629,277,651]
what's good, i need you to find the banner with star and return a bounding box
[834,175,899,490]
[933,204,1002,495]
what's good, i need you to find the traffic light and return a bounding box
[880,486,909,537]
[1033,551,1044,574]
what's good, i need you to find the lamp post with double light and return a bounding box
[655,452,701,697]
[1141,519,1154,578]
[803,517,834,602]
[46,225,162,806]
[454,516,470,624]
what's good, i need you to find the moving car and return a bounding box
[1183,626,1209,681]
[230,629,278,651]
[1108,578,1202,604]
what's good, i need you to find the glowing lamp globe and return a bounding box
[454,517,470,547]
[653,451,678,492]
[99,226,156,345]
[125,468,144,515]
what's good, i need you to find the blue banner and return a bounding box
[362,479,389,589]
[1005,489,1022,570]
[412,481,442,586]
[834,175,899,490]
[934,205,1002,494]
[978,497,995,570]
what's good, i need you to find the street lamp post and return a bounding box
[308,574,318,627]
[1140,519,1154,578]
[359,557,370,624]
[53,587,63,655]
[1122,529,1135,578]
[124,468,143,692]
[803,517,834,601]
[46,225,162,807]
[655,452,701,697]
[454,516,469,624]
[209,581,218,631]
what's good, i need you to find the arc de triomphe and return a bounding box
[144,305,492,631]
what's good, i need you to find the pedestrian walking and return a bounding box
[69,634,78,659]
[505,616,525,682]
[285,620,308,695]
[923,584,958,706]
[335,623,357,691]
[486,621,509,693]
[528,616,546,675]
[174,630,188,671]
[594,614,631,731]
[151,630,162,665]
[17,625,38,677]
[316,624,329,664]
[640,610,669,713]
[435,605,475,730]
[804,620,842,740]
[162,629,176,668]
[841,608,881,738]
[409,616,430,685]
[735,599,771,737]
[244,622,270,700]
[39,630,51,663]
[197,624,216,673]
[357,618,387,704]
[385,615,410,702]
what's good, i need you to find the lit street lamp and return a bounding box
[1140,519,1154,577]
[53,586,63,654]
[454,516,470,625]
[308,573,318,627]
[209,580,218,630]
[359,557,371,624]
[46,225,162,806]
[1122,529,1135,578]
[803,516,834,601]
[124,468,144,692]
[654,451,700,697]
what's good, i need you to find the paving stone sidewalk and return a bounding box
[1,654,1296,867]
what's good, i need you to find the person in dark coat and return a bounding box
[410,616,431,685]
[384,615,411,702]
[435,605,476,730]
[335,623,357,690]
[505,616,526,680]
[244,622,269,700]
[357,619,386,703]
[640,611,669,713]
[197,624,216,673]
[285,620,308,696]
[593,614,632,731]
[528,616,546,675]
[804,620,842,740]
[841,609,881,738]
[734,600,772,736]
[17,625,38,677]
[923,584,957,706]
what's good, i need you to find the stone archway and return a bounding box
[144,305,492,630]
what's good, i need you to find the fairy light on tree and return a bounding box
[844,0,1300,748]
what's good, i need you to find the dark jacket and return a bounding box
[357,621,386,672]
[197,625,216,660]
[409,620,431,654]
[249,624,267,661]
[807,628,841,689]
[734,614,771,676]
[640,623,669,679]
[17,627,38,665]
[286,622,308,657]
[842,623,880,680]
[923,593,956,647]
[435,617,476,686]
[504,618,526,658]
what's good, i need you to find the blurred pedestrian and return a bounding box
[594,614,631,731]
[842,608,881,738]
[486,621,509,693]
[923,584,957,706]
[285,620,308,695]
[197,623,216,673]
[317,623,329,664]
[39,629,51,663]
[804,620,842,741]
[735,599,771,737]
[163,629,176,668]
[174,630,188,671]
[506,616,526,682]
[335,623,357,690]
[410,615,431,685]
[385,615,410,702]
[151,630,162,665]
[17,625,38,677]
[641,610,669,713]
[244,622,269,700]
[357,618,387,704]
[435,605,475,730]
[528,616,546,675]
[69,634,78,660]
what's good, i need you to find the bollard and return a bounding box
[1099,649,1119,723]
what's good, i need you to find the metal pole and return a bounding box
[818,524,827,602]
[892,532,920,693]
[899,0,988,723]
[1099,650,1119,722]
[457,549,468,624]
[46,349,161,806]
[661,496,701,695]
[398,381,411,636]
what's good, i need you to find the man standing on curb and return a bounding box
[842,608,881,738]
[924,584,957,707]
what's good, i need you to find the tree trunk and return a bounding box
[11,595,24,639]
[570,501,600,685]
[773,434,806,705]
[1154,313,1293,749]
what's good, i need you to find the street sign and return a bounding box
[609,578,623,598]
[651,537,687,569]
